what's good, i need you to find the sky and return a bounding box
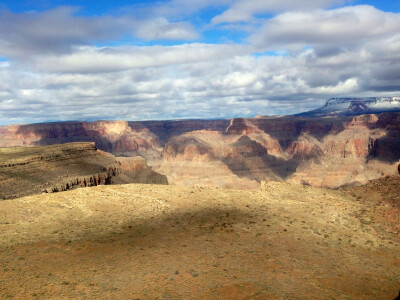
[0,0,399,125]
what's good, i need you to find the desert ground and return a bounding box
[0,178,399,299]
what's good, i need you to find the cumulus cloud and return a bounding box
[132,0,231,20]
[1,42,399,125]
[0,1,399,125]
[0,6,198,59]
[134,18,198,40]
[212,0,347,24]
[0,7,110,57]
[250,5,400,50]
[30,44,252,73]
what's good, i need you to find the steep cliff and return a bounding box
[0,121,162,160]
[155,113,400,188]
[1,112,399,189]
[0,142,167,200]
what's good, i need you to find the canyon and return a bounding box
[1,98,399,299]
[1,98,400,190]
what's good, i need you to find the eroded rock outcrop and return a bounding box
[0,142,166,200]
[155,113,400,188]
[286,135,324,160]
[163,136,215,162]
[0,121,162,160]
[43,166,119,194]
[116,156,168,185]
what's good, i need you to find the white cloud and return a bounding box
[0,2,399,125]
[0,6,199,60]
[1,40,399,125]
[250,5,400,49]
[212,0,346,24]
[132,0,231,19]
[134,18,199,40]
[30,44,253,73]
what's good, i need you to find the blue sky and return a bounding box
[0,0,399,124]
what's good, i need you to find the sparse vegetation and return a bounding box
[0,181,398,299]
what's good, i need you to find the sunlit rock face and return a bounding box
[0,121,163,160]
[1,111,399,189]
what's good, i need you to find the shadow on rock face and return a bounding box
[222,136,299,181]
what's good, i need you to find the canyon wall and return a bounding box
[0,142,167,200]
[1,113,399,189]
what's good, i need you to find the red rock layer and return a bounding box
[1,112,399,189]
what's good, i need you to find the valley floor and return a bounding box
[0,182,399,299]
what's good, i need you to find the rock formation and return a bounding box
[0,142,167,200]
[115,156,168,185]
[1,110,400,189]
[0,121,163,160]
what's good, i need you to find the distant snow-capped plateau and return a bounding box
[300,97,400,116]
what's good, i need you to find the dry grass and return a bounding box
[0,181,399,299]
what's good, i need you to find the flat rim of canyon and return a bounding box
[0,180,399,299]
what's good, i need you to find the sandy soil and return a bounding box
[0,181,399,299]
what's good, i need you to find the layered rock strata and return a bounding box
[1,112,399,189]
[0,142,167,200]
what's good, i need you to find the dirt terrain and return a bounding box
[0,179,399,299]
[341,175,400,236]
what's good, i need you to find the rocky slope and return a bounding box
[342,174,400,235]
[1,111,400,189]
[0,142,167,200]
